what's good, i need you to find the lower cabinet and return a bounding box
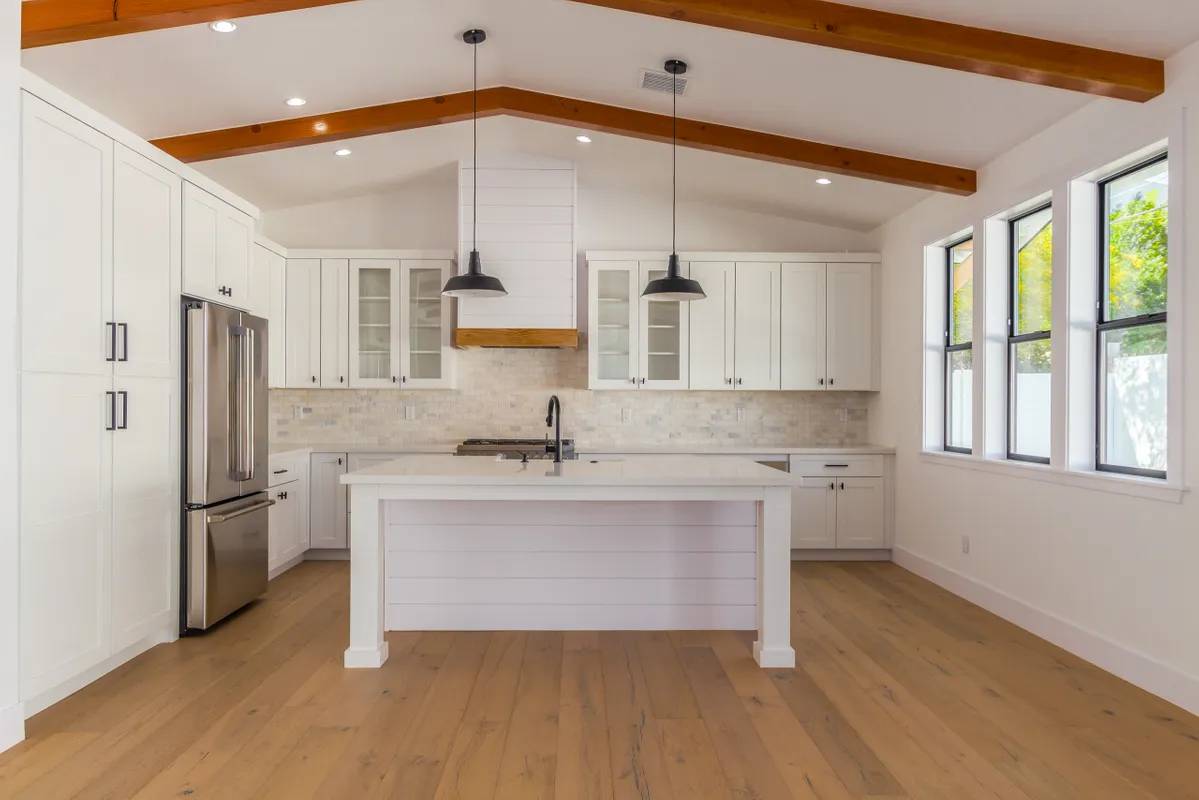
[310,452,348,549]
[268,480,309,575]
[789,456,887,550]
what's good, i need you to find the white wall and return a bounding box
[1,0,24,751]
[871,42,1199,713]
[262,169,875,253]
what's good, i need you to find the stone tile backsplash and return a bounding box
[270,347,870,449]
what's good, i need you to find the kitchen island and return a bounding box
[341,455,796,669]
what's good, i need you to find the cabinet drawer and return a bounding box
[789,455,883,478]
[269,451,309,487]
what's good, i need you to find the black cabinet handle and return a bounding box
[118,323,128,362]
[736,377,743,385]
[824,464,849,468]
[339,376,344,383]
[840,482,845,490]
[272,469,288,475]
[105,391,116,431]
[337,457,343,466]
[311,375,317,383]
[105,322,117,362]
[392,376,397,383]
[829,481,835,490]
[401,376,407,384]
[117,391,128,430]
[829,378,835,386]
[818,377,824,386]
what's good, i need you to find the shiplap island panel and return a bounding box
[341,455,796,670]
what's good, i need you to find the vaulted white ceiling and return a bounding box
[21,0,1199,230]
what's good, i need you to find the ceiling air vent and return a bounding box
[640,68,688,95]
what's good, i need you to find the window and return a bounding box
[1008,205,1052,462]
[1097,154,1168,478]
[945,236,974,453]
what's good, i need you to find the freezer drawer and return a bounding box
[186,493,273,630]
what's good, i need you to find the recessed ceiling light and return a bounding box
[335,148,352,157]
[313,121,327,133]
[286,97,307,107]
[576,134,592,143]
[815,177,832,185]
[209,20,237,33]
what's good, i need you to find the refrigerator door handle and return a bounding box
[230,325,255,482]
[208,497,275,524]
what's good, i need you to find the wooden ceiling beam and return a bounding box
[22,0,360,48]
[150,87,976,195]
[566,0,1165,102]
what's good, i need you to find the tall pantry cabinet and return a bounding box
[19,93,179,703]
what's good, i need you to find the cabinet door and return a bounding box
[588,261,639,390]
[269,482,300,572]
[20,93,113,377]
[268,252,287,388]
[791,476,838,549]
[733,262,781,390]
[826,263,876,391]
[309,453,348,549]
[780,263,826,390]
[111,375,174,651]
[20,372,113,699]
[249,245,274,320]
[182,182,219,302]
[638,261,689,390]
[217,205,254,308]
[285,259,321,388]
[287,472,310,560]
[114,144,180,382]
[320,259,350,388]
[401,260,453,388]
[688,261,735,390]
[350,259,400,388]
[834,477,886,548]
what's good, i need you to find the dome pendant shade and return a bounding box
[442,249,507,298]
[443,28,508,299]
[643,253,706,301]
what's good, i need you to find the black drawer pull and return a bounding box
[272,469,288,475]
[824,463,850,468]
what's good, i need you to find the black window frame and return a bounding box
[1095,152,1168,479]
[944,235,973,454]
[1007,203,1053,464]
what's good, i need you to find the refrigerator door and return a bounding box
[236,311,269,497]
[186,492,272,630]
[187,302,241,506]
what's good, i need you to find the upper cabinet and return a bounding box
[587,252,879,392]
[349,259,399,389]
[586,259,688,390]
[284,258,321,388]
[781,262,879,391]
[319,259,350,388]
[400,260,453,388]
[182,182,254,308]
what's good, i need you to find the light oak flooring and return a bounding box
[1,560,1197,799]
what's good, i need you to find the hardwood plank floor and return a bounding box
[1,560,1196,799]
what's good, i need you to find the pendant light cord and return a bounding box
[672,69,677,260]
[472,37,478,262]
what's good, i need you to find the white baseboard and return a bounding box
[304,549,349,561]
[792,548,891,562]
[21,624,175,718]
[269,553,306,579]
[893,546,1199,716]
[0,702,24,753]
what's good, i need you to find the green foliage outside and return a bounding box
[1107,190,1168,356]
[1014,220,1052,371]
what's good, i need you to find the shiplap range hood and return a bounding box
[454,156,579,348]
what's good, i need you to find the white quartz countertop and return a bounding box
[274,442,893,456]
[341,454,798,487]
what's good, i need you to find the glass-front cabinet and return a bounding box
[348,258,453,389]
[587,259,689,390]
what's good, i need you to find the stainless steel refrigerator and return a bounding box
[182,300,272,632]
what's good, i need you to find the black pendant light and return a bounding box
[443,29,508,298]
[642,58,705,302]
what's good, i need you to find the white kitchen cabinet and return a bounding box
[19,91,180,702]
[733,262,781,390]
[267,250,287,388]
[688,261,735,390]
[285,258,321,388]
[320,259,350,388]
[586,259,689,390]
[269,476,309,576]
[780,262,877,391]
[833,477,886,548]
[779,263,827,390]
[249,243,276,320]
[401,260,453,388]
[20,92,112,378]
[826,263,876,390]
[182,181,253,308]
[310,453,348,549]
[350,259,400,388]
[790,476,838,549]
[790,456,887,550]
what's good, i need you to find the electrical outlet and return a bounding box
[403,404,416,421]
[961,535,970,554]
[293,405,311,420]
[736,407,746,423]
[622,407,633,424]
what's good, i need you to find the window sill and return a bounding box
[919,450,1186,503]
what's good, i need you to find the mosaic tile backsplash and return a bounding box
[270,347,870,449]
